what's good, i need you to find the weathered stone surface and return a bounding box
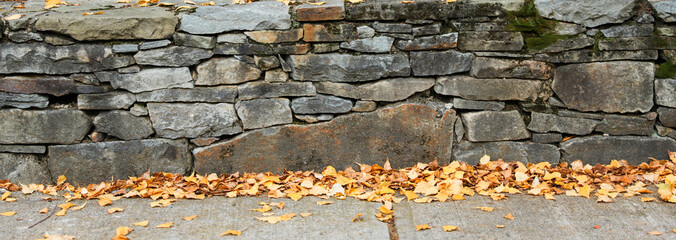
[193,104,455,173]
[130,104,148,117]
[134,46,213,67]
[468,0,524,11]
[558,110,604,120]
[173,33,216,49]
[196,58,261,86]
[595,113,656,136]
[238,82,315,100]
[315,78,434,102]
[656,78,676,108]
[454,117,465,142]
[77,91,136,110]
[658,107,676,128]
[43,35,76,46]
[118,66,141,74]
[394,33,458,51]
[452,21,506,32]
[539,36,595,53]
[214,43,311,55]
[435,76,543,101]
[265,70,289,82]
[108,67,194,93]
[0,76,103,97]
[352,100,377,112]
[93,111,154,140]
[462,110,530,142]
[136,87,238,103]
[148,103,242,139]
[245,29,303,44]
[452,98,504,111]
[303,23,357,42]
[458,32,523,51]
[601,24,654,38]
[357,26,376,38]
[650,0,676,22]
[139,40,171,50]
[532,133,563,143]
[372,22,412,33]
[295,114,334,123]
[412,24,441,37]
[0,145,46,154]
[410,50,473,76]
[0,153,51,184]
[560,136,676,165]
[296,0,345,21]
[657,125,676,139]
[552,62,654,113]
[535,50,658,63]
[216,33,248,43]
[291,95,353,114]
[0,109,91,144]
[191,138,219,147]
[453,141,559,164]
[313,43,341,53]
[113,44,139,53]
[236,98,292,130]
[179,2,292,34]
[470,57,551,80]
[8,31,43,43]
[554,22,585,35]
[34,8,178,40]
[286,54,410,82]
[48,139,191,184]
[340,36,394,53]
[0,43,132,74]
[0,92,48,109]
[255,56,281,70]
[528,112,600,135]
[535,0,635,27]
[345,0,503,21]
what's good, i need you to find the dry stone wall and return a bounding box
[1,0,676,184]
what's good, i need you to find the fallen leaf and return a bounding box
[596,195,613,203]
[20,184,34,194]
[182,215,198,221]
[378,205,394,215]
[149,199,175,208]
[1,191,10,200]
[475,207,494,212]
[116,0,129,3]
[640,197,656,202]
[593,225,600,229]
[0,211,16,216]
[39,207,49,214]
[3,14,24,21]
[287,193,302,201]
[496,225,505,228]
[250,205,272,213]
[157,2,176,6]
[445,0,457,3]
[107,207,124,214]
[58,202,76,210]
[647,231,662,236]
[98,197,113,207]
[443,225,459,232]
[116,227,133,236]
[82,11,104,16]
[515,172,529,182]
[351,213,363,222]
[300,212,312,217]
[256,213,296,224]
[155,222,174,228]
[401,0,415,3]
[221,230,242,236]
[416,224,431,231]
[504,212,514,220]
[479,154,490,165]
[308,1,325,5]
[316,201,334,205]
[71,201,87,211]
[40,232,75,240]
[55,208,66,216]
[133,221,149,227]
[347,0,363,3]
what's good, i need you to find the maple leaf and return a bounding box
[133,221,149,227]
[221,230,242,236]
[475,207,494,212]
[351,213,363,222]
[300,212,312,217]
[416,224,431,231]
[155,222,174,228]
[504,213,514,220]
[0,211,16,216]
[443,225,459,232]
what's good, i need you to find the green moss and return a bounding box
[524,33,572,51]
[505,0,566,51]
[656,61,676,78]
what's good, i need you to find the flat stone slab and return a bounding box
[453,141,559,164]
[179,2,291,34]
[410,50,473,76]
[93,111,154,141]
[461,110,530,142]
[196,58,262,86]
[0,43,132,74]
[560,136,676,165]
[527,112,600,135]
[235,98,293,130]
[470,57,552,80]
[135,87,238,103]
[435,76,543,101]
[314,78,434,102]
[107,68,195,93]
[0,153,51,184]
[0,76,103,97]
[77,91,136,110]
[0,109,91,144]
[193,104,455,174]
[237,82,315,101]
[134,46,213,67]
[148,103,242,139]
[0,92,48,109]
[535,0,635,28]
[286,54,410,82]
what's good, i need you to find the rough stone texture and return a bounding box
[410,50,474,76]
[214,43,311,55]
[0,76,103,97]
[537,36,596,53]
[535,0,635,27]
[136,87,238,103]
[245,29,304,44]
[296,0,345,21]
[44,35,75,46]
[179,1,291,34]
[656,78,676,108]
[134,46,213,67]
[0,145,46,154]
[191,138,219,147]
[554,22,585,35]
[148,103,242,139]
[315,78,434,102]
[435,76,543,101]
[0,43,132,74]
[381,33,413,40]
[527,112,600,135]
[345,0,503,21]
[470,57,551,79]
[458,32,523,51]
[657,125,676,140]
[108,67,194,93]
[452,22,506,32]
[372,22,412,33]
[8,31,43,43]
[130,104,148,117]
[454,117,465,142]
[462,110,530,142]
[0,109,91,144]
[595,113,656,136]
[658,107,676,128]
[291,95,353,114]
[601,24,654,38]
[286,54,410,82]
[113,44,138,53]
[34,8,178,40]
[552,62,654,113]
[0,92,48,109]
[558,110,604,120]
[597,37,676,51]
[649,0,676,22]
[352,100,377,112]
[303,23,357,42]
[532,133,563,143]
[453,141,559,164]
[48,139,191,185]
[0,153,51,184]
[173,33,215,49]
[139,40,171,50]
[394,33,458,51]
[238,82,315,100]
[535,50,658,64]
[560,136,676,165]
[339,36,394,53]
[93,111,154,140]
[452,98,504,111]
[196,58,262,85]
[412,24,441,37]
[236,98,293,130]
[193,104,455,173]
[216,33,248,43]
[357,26,376,39]
[265,70,289,82]
[255,56,281,70]
[77,91,136,110]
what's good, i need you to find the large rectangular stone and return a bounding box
[434,76,543,101]
[237,82,316,100]
[286,54,410,82]
[295,0,345,21]
[107,67,194,93]
[461,110,530,142]
[135,87,238,103]
[0,92,48,109]
[560,136,676,165]
[0,43,133,74]
[458,31,524,51]
[214,43,310,55]
[0,109,91,144]
[410,50,474,76]
[179,2,291,34]
[0,153,51,184]
[148,103,242,139]
[0,76,103,97]
[453,141,559,164]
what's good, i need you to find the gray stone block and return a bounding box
[236,98,293,130]
[462,110,530,142]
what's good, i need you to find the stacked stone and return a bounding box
[0,0,675,184]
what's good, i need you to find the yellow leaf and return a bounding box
[308,1,325,5]
[504,212,514,220]
[544,193,556,200]
[183,215,198,221]
[416,224,431,231]
[496,225,505,228]
[347,0,363,3]
[300,212,312,217]
[5,198,16,202]
[157,2,176,6]
[155,222,174,228]
[475,207,494,212]
[401,0,414,3]
[0,211,16,216]
[184,0,196,4]
[443,225,459,232]
[378,205,393,215]
[404,191,418,201]
[71,201,87,211]
[515,172,529,182]
[150,199,176,208]
[39,207,49,214]
[543,171,561,180]
[58,202,76,210]
[672,229,676,233]
[3,14,24,21]
[55,208,66,216]
[107,207,124,214]
[133,221,149,227]
[98,197,113,207]
[287,192,303,201]
[647,231,662,236]
[250,205,272,213]
[451,194,465,201]
[316,201,334,205]
[221,230,242,236]
[445,0,457,3]
[578,185,592,198]
[256,213,296,224]
[596,195,613,203]
[116,0,129,3]
[640,197,655,202]
[1,191,10,200]
[20,184,34,194]
[479,154,490,165]
[83,11,104,16]
[351,213,363,222]
[116,227,133,236]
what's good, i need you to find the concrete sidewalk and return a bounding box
[0,192,674,240]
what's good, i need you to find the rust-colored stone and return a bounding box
[296,2,345,22]
[0,76,103,97]
[303,23,356,42]
[193,103,455,174]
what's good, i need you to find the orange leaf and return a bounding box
[116,227,133,236]
[443,225,459,232]
[0,211,16,216]
[496,225,505,228]
[647,231,662,236]
[287,193,302,201]
[504,213,514,220]
[133,221,149,227]
[300,212,312,218]
[351,213,363,222]
[416,224,431,231]
[98,197,113,207]
[155,222,174,228]
[593,225,600,229]
[221,230,242,236]
[107,207,124,214]
[316,201,334,205]
[182,215,198,221]
[475,207,494,212]
[378,205,393,215]
[39,207,49,214]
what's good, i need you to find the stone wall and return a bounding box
[1,0,676,184]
